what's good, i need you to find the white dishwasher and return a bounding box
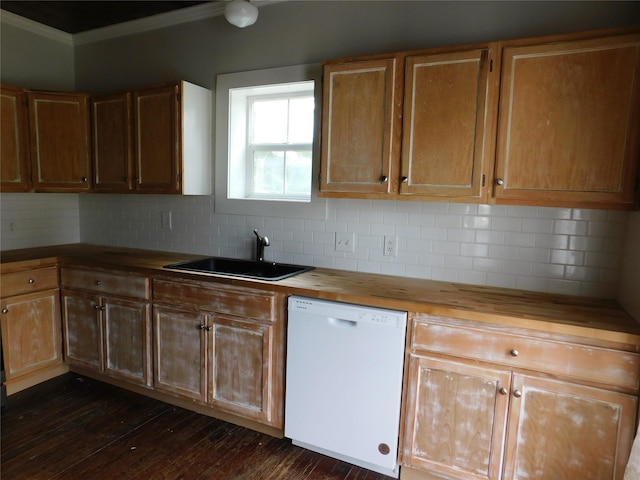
[285,296,407,478]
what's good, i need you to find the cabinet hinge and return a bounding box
[482,174,486,187]
[489,59,493,73]
[176,92,181,103]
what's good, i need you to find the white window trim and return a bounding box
[215,64,326,220]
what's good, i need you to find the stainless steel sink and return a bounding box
[163,257,314,281]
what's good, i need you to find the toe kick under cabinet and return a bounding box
[400,314,640,480]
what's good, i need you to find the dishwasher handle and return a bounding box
[328,317,357,328]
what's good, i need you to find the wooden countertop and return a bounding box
[2,243,640,347]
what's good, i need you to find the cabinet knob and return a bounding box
[510,349,519,357]
[123,177,129,182]
[401,176,408,183]
[95,280,102,286]
[28,278,35,284]
[2,308,8,314]
[499,387,508,396]
[513,389,523,398]
[94,305,105,311]
[199,324,206,330]
[81,177,88,183]
[380,175,388,183]
[496,178,504,186]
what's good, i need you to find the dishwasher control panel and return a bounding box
[288,296,407,327]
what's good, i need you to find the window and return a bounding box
[229,83,314,201]
[215,64,326,219]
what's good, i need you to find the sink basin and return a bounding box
[163,257,314,281]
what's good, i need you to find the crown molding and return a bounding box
[72,2,227,46]
[2,1,287,47]
[0,10,73,46]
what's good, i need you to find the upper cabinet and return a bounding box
[320,57,402,195]
[493,32,640,209]
[92,81,212,195]
[28,91,92,192]
[401,48,496,199]
[0,85,31,192]
[319,45,497,203]
[320,27,640,209]
[92,92,133,192]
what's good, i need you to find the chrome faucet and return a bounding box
[253,229,270,262]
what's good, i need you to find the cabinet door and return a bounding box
[503,374,638,480]
[1,85,31,192]
[92,92,133,192]
[320,58,401,195]
[134,85,180,193]
[494,33,640,208]
[153,306,206,401]
[402,354,511,480]
[208,314,274,424]
[27,92,92,192]
[61,291,102,371]
[103,297,151,387]
[0,290,63,380]
[401,48,495,200]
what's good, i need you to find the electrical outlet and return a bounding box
[384,235,397,257]
[335,232,355,252]
[161,211,172,230]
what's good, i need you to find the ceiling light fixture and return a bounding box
[224,0,259,28]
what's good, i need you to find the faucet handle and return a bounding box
[253,229,270,246]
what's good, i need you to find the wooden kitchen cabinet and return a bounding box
[502,374,637,480]
[492,31,640,209]
[27,91,92,192]
[320,57,401,195]
[401,48,496,200]
[403,354,510,480]
[61,266,152,387]
[0,266,67,395]
[321,28,640,209]
[91,92,134,192]
[153,305,207,401]
[400,314,640,480]
[320,45,497,202]
[152,277,286,430]
[1,84,31,192]
[91,81,212,194]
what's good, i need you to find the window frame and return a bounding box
[215,64,326,220]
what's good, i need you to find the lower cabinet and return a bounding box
[0,266,67,394]
[401,314,639,480]
[60,266,152,387]
[152,277,286,429]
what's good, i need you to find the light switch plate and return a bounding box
[335,232,355,252]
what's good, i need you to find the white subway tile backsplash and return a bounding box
[1,192,627,299]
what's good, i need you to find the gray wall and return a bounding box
[0,22,74,90]
[75,1,640,93]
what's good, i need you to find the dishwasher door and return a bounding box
[285,296,407,478]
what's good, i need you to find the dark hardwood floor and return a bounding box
[1,373,395,480]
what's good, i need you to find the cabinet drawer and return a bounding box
[1,267,58,297]
[153,279,277,322]
[412,317,640,390]
[61,267,149,300]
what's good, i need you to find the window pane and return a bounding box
[252,99,287,143]
[288,97,314,143]
[285,151,312,196]
[253,151,284,194]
